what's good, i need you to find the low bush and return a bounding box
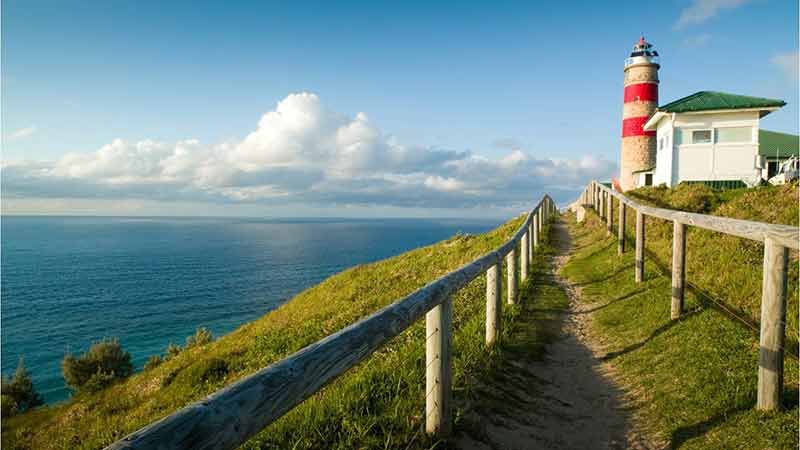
[1,356,43,417]
[143,355,163,371]
[62,338,133,393]
[185,327,213,348]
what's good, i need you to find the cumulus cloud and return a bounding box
[2,93,616,209]
[674,0,751,29]
[7,126,37,140]
[772,51,799,82]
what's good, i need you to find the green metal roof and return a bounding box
[759,129,799,158]
[658,91,786,113]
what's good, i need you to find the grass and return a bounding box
[561,185,799,449]
[2,214,556,450]
[624,182,799,344]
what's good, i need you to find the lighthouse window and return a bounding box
[715,126,752,143]
[691,130,712,144]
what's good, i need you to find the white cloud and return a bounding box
[8,126,37,140]
[1,92,617,209]
[682,34,712,48]
[674,0,751,29]
[772,51,799,82]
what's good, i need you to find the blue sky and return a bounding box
[2,0,798,217]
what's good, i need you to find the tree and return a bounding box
[62,338,133,393]
[1,356,44,416]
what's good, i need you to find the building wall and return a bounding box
[653,118,674,186]
[654,111,761,186]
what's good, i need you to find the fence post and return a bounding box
[635,211,645,283]
[426,296,452,435]
[757,237,789,411]
[607,195,613,235]
[671,221,687,320]
[528,217,534,263]
[600,191,606,221]
[538,205,543,231]
[533,212,539,252]
[618,202,626,254]
[507,248,518,305]
[521,231,529,282]
[486,262,502,345]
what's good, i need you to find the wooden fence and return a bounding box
[105,196,558,450]
[581,181,799,412]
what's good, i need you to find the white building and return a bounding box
[638,91,798,188]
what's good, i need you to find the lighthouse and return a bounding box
[620,37,660,191]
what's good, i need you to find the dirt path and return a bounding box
[454,220,654,450]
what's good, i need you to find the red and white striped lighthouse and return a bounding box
[619,36,660,191]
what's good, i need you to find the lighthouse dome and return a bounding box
[625,36,660,68]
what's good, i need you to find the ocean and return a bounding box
[0,216,501,404]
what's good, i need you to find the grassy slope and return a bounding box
[3,215,555,450]
[561,183,799,449]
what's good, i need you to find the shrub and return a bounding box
[62,338,133,392]
[185,327,213,348]
[144,355,163,371]
[1,356,43,417]
[173,358,228,386]
[165,342,182,360]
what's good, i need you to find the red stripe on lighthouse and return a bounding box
[624,83,658,103]
[622,116,656,137]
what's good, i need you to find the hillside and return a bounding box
[561,182,799,449]
[2,214,554,450]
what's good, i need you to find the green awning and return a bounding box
[759,129,799,158]
[658,91,786,114]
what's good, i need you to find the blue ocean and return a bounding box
[1,216,500,404]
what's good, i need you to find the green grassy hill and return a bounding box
[3,215,554,450]
[561,182,799,449]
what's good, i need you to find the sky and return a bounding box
[2,0,798,217]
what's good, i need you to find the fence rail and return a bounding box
[106,196,558,450]
[581,181,798,412]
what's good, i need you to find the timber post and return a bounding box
[757,237,789,411]
[635,210,645,283]
[618,202,626,254]
[528,218,534,264]
[671,221,687,320]
[533,212,540,252]
[485,262,502,345]
[506,248,518,305]
[607,195,613,235]
[426,296,453,435]
[521,231,529,282]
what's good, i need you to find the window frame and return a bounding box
[689,129,713,145]
[714,126,753,145]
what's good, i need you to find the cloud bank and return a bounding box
[674,0,751,29]
[2,93,615,211]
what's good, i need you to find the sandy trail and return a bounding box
[454,219,654,450]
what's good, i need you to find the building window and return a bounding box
[645,173,653,186]
[715,126,752,143]
[767,160,780,179]
[691,130,712,144]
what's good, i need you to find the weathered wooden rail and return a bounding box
[580,181,799,411]
[105,196,558,450]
